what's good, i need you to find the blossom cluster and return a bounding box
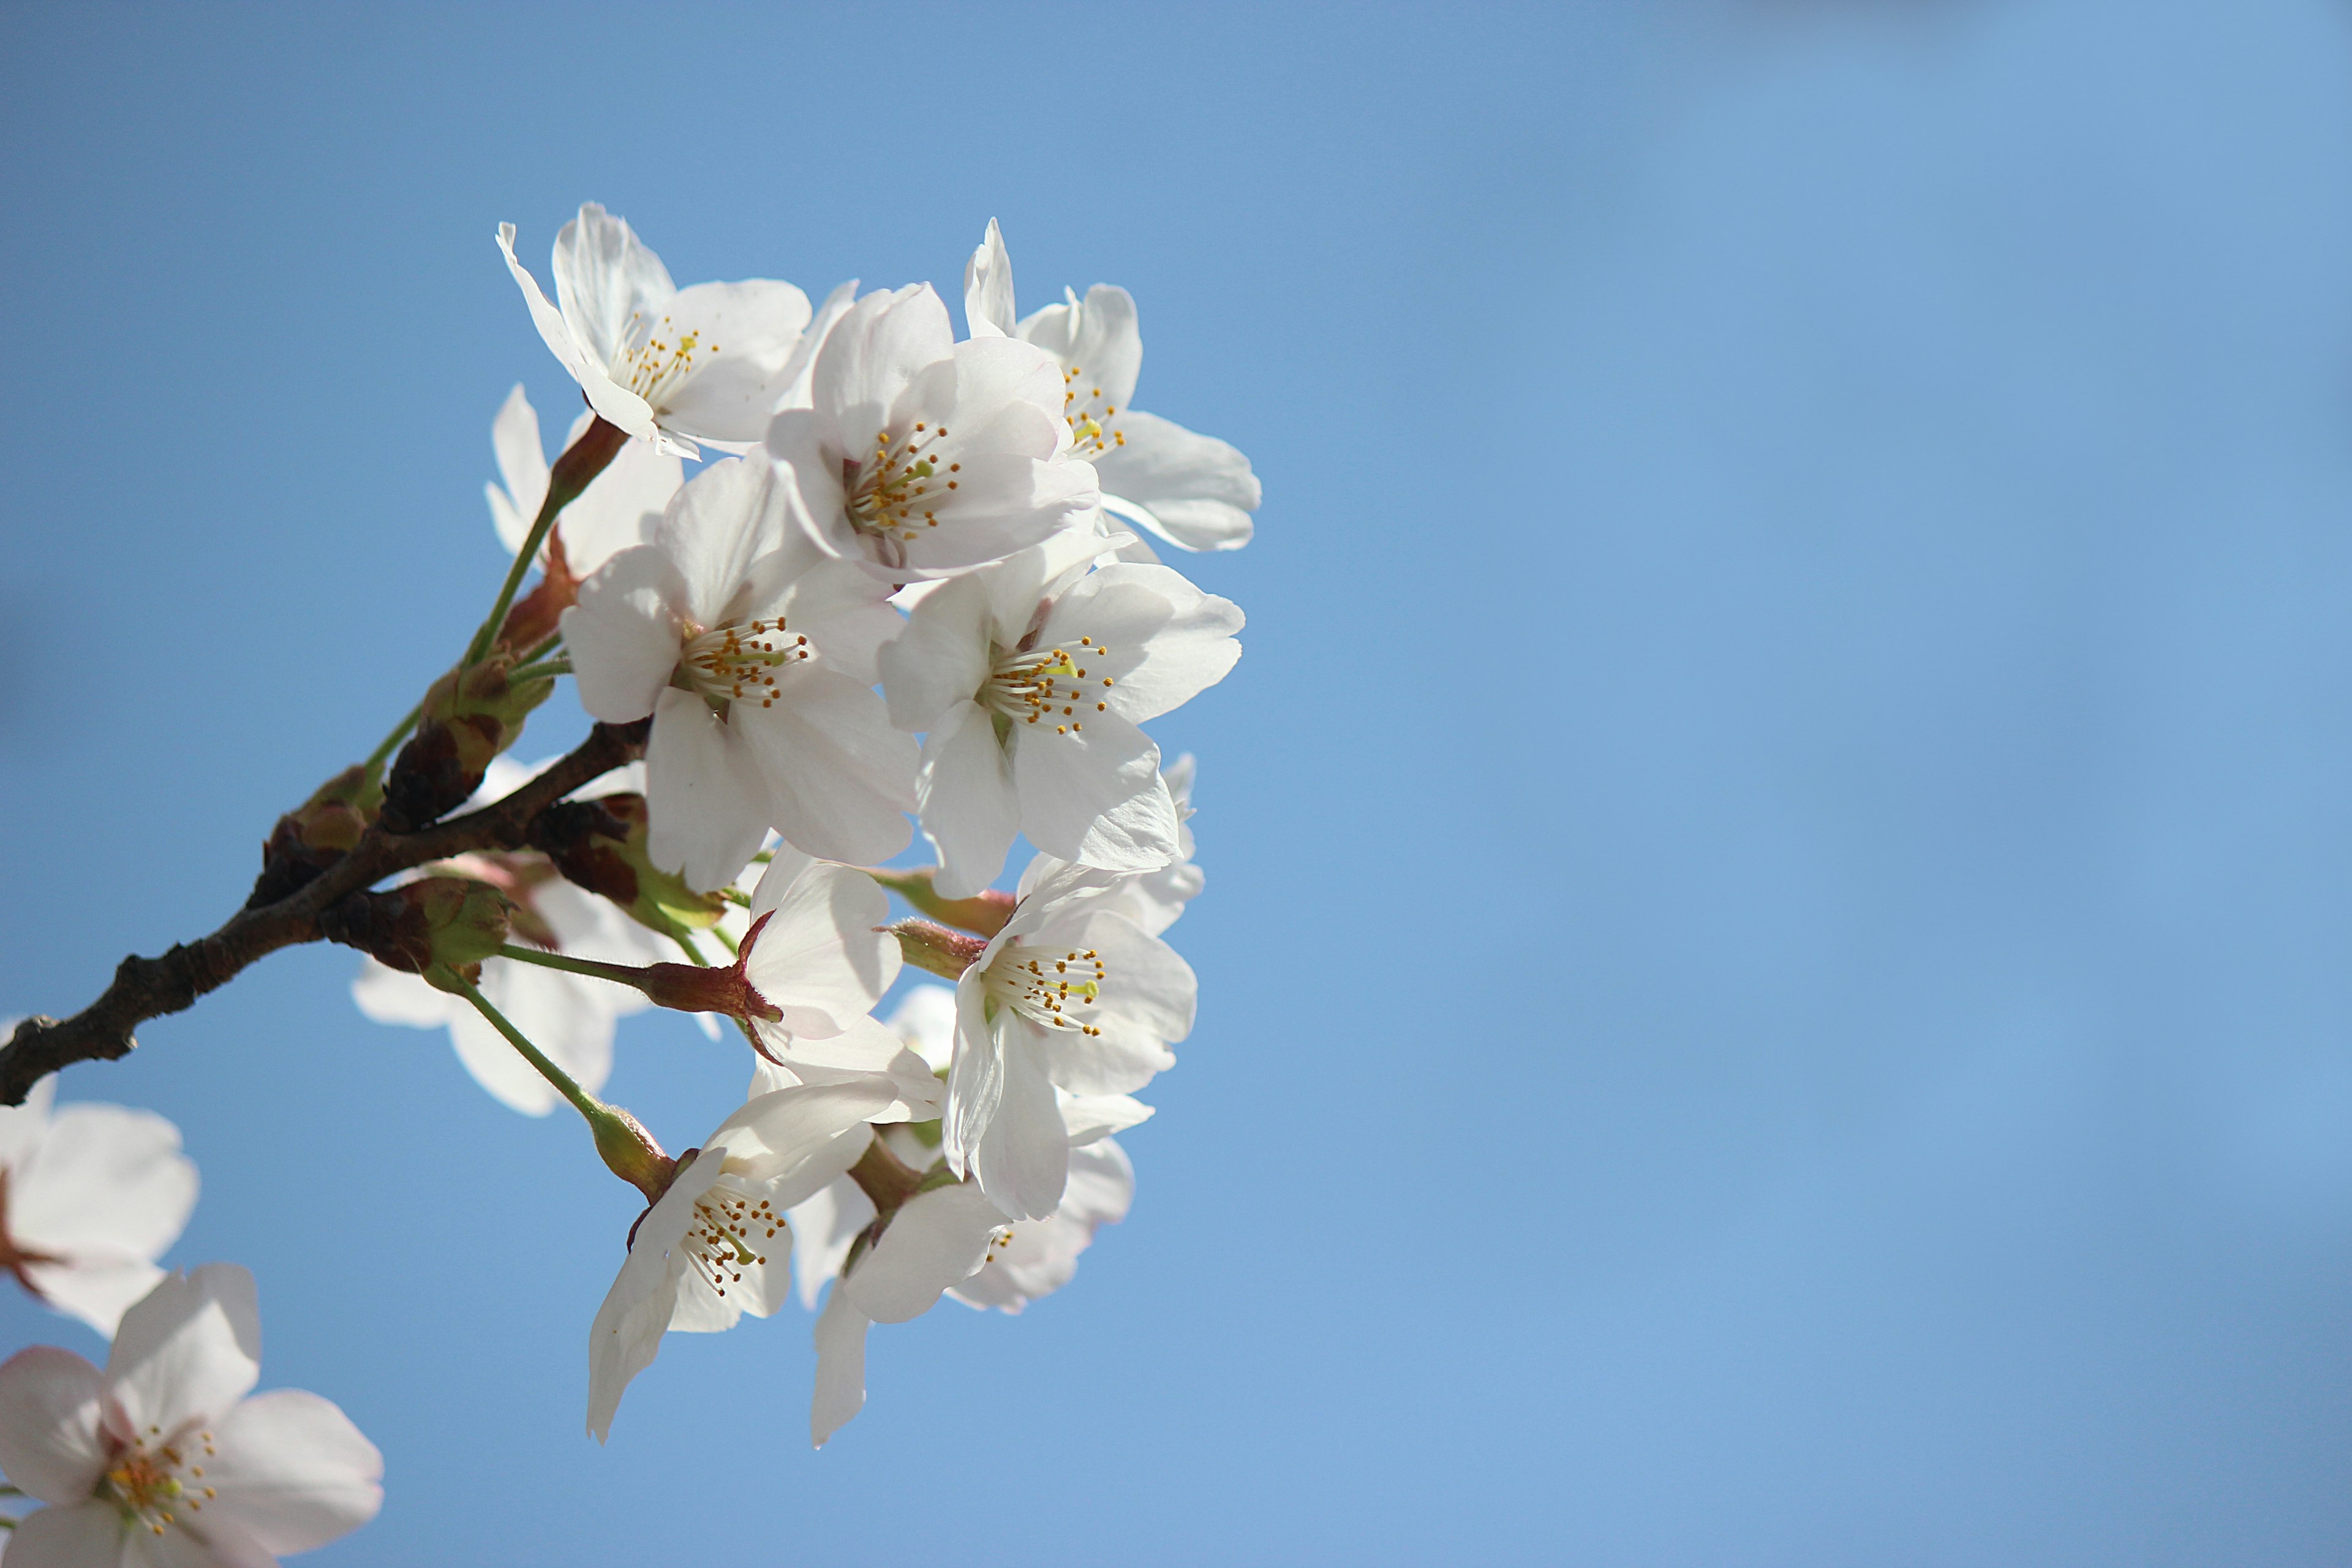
[0,202,1250,1562]
[371,208,1252,1445]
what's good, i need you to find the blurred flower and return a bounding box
[965,219,1260,553]
[765,282,1099,582]
[564,456,915,884]
[880,538,1241,897]
[0,1068,197,1338]
[587,1081,894,1441]
[944,856,1196,1221]
[0,1264,381,1565]
[498,203,813,458]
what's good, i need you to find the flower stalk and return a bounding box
[466,415,630,666]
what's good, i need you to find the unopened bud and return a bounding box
[320,876,512,985]
[590,1102,676,1205]
[889,918,990,979]
[528,794,728,941]
[867,865,1016,938]
[379,654,556,832]
[247,764,385,908]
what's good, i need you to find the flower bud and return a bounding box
[527,794,729,941]
[246,764,385,908]
[867,865,1016,938]
[378,654,557,833]
[318,876,513,985]
[590,1104,676,1205]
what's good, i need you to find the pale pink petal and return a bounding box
[104,1266,261,1443]
[202,1389,383,1555]
[0,1346,108,1503]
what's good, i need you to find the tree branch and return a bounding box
[0,718,650,1104]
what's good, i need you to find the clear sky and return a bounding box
[5,1,2352,1562]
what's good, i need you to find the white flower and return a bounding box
[484,384,682,579]
[965,219,1260,553]
[587,1080,894,1441]
[1091,752,1203,936]
[879,537,1242,897]
[0,1076,197,1339]
[0,1264,382,1566]
[350,761,671,1118]
[949,1134,1135,1315]
[944,856,1196,1221]
[809,1179,1011,1449]
[764,282,1100,582]
[563,454,916,884]
[498,203,814,458]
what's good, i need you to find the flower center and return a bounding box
[616,312,715,409]
[984,635,1114,738]
[1061,364,1125,459]
[684,1185,782,1301]
[842,423,959,551]
[984,941,1106,1036]
[675,617,810,717]
[101,1431,217,1537]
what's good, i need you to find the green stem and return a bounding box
[671,932,712,967]
[722,888,752,908]
[465,417,629,666]
[447,972,603,1123]
[521,631,564,665]
[363,702,423,774]
[508,657,573,685]
[496,943,650,989]
[709,922,741,957]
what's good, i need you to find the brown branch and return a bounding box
[0,718,650,1105]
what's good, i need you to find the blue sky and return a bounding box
[5,2,2352,1562]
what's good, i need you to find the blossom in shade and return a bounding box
[499,203,814,458]
[944,856,1196,1221]
[964,219,1259,553]
[0,1264,382,1566]
[765,282,1099,582]
[879,535,1241,896]
[350,760,672,1117]
[0,1068,197,1338]
[564,454,916,884]
[587,1080,895,1441]
[484,384,683,579]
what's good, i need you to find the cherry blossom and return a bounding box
[765,282,1100,582]
[879,537,1241,896]
[499,203,813,458]
[964,219,1259,553]
[0,1264,382,1566]
[564,454,916,883]
[588,1080,898,1440]
[0,1073,197,1339]
[484,384,683,579]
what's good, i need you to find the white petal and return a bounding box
[877,576,991,731]
[555,435,682,579]
[202,1389,383,1555]
[810,1286,871,1447]
[104,1265,261,1443]
[497,219,655,443]
[7,1500,129,1564]
[735,670,916,864]
[586,1151,726,1441]
[1054,284,1142,410]
[962,218,1015,337]
[349,959,452,1028]
[654,456,791,625]
[650,279,815,443]
[940,971,999,1180]
[488,383,548,552]
[562,546,690,723]
[707,1081,893,1188]
[0,1072,58,1169]
[815,284,956,441]
[888,985,960,1073]
[775,279,859,413]
[646,688,776,892]
[23,1254,167,1341]
[11,1104,197,1263]
[0,1346,108,1503]
[742,864,898,1039]
[786,1177,876,1311]
[1011,706,1177,873]
[757,1017,943,1124]
[916,701,1022,900]
[842,1183,1006,1323]
[1080,908,1197,1044]
[550,202,676,369]
[1038,563,1243,723]
[1096,408,1259,551]
[1059,1093,1154,1146]
[970,1030,1068,1222]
